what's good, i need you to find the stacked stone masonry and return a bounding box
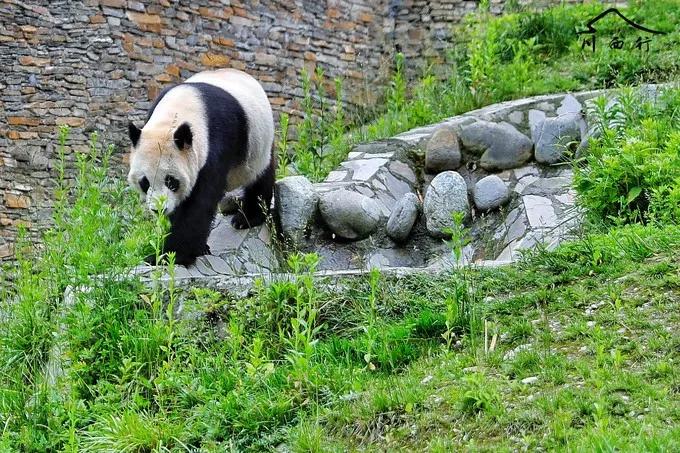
[1,0,598,259]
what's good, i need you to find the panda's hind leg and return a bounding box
[231,157,275,229]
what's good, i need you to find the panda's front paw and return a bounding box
[231,212,251,229]
[174,253,198,266]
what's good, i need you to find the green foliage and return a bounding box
[275,112,291,179]
[287,68,351,181]
[574,87,680,225]
[283,253,323,389]
[441,212,482,351]
[0,128,157,451]
[363,268,381,370]
[459,373,502,416]
[386,52,407,114]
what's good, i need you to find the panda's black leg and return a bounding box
[232,157,275,229]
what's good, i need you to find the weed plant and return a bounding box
[574,86,680,225]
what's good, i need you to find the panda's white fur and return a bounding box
[127,68,275,265]
[128,69,274,215]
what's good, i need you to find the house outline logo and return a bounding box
[577,8,667,53]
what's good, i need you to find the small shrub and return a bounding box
[574,88,680,225]
[275,112,291,179]
[459,373,502,416]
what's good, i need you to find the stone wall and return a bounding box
[0,0,576,260]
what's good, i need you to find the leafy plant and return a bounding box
[574,87,680,225]
[275,112,291,179]
[284,253,323,390]
[459,373,502,416]
[363,268,381,370]
[441,212,482,351]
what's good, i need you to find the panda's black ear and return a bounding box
[174,122,192,150]
[128,122,141,147]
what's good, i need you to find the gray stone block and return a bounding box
[534,113,582,164]
[473,175,510,212]
[460,120,533,171]
[274,176,318,244]
[319,189,382,240]
[423,171,470,238]
[386,193,420,242]
[425,126,461,174]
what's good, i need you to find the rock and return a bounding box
[473,175,509,212]
[575,125,601,157]
[423,171,469,238]
[386,193,420,242]
[534,113,582,164]
[529,109,547,142]
[556,94,582,116]
[523,195,558,228]
[425,126,461,173]
[503,344,532,361]
[521,376,539,385]
[459,120,533,171]
[389,160,417,184]
[341,158,388,181]
[274,176,318,243]
[319,189,382,240]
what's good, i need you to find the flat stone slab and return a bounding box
[524,195,559,228]
[341,158,389,181]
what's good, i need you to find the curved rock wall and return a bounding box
[130,85,671,285]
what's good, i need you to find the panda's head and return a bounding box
[127,121,196,215]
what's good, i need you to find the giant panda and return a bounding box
[127,69,276,266]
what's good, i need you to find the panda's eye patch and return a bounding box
[165,175,180,192]
[139,176,150,194]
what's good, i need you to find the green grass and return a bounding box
[1,123,679,450]
[5,216,679,450]
[298,224,680,450]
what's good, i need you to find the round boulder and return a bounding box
[274,176,318,244]
[459,120,533,171]
[425,126,461,174]
[386,192,420,242]
[319,189,382,240]
[473,175,510,212]
[534,113,582,164]
[423,171,470,238]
